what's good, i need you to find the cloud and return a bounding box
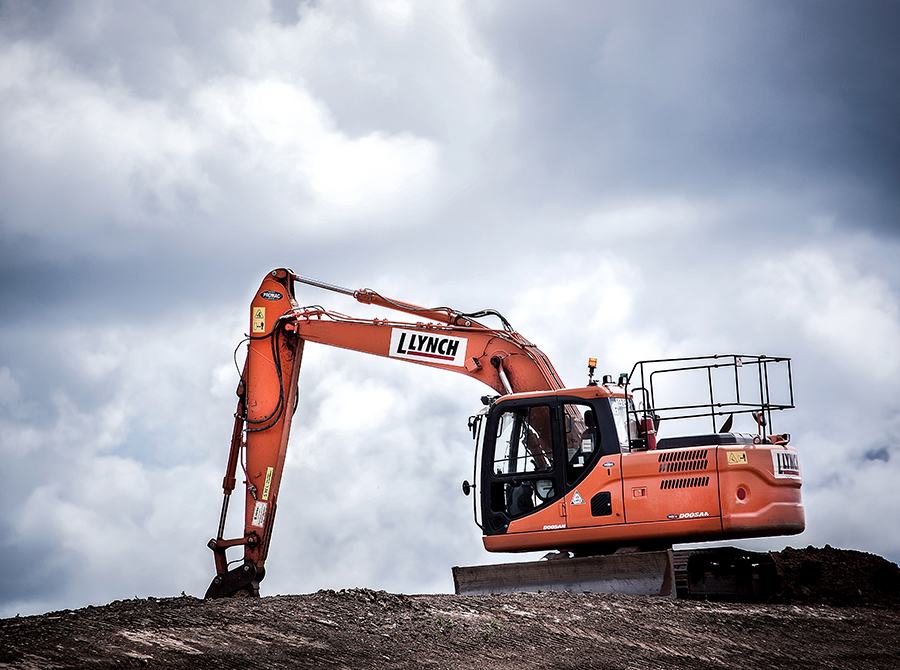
[754,249,900,382]
[0,367,20,405]
[0,41,439,260]
[1,0,899,616]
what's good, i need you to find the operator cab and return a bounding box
[469,386,630,535]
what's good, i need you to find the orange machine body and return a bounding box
[479,387,803,553]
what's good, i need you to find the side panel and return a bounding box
[484,516,723,552]
[622,447,721,524]
[486,443,806,553]
[564,454,625,529]
[718,444,805,537]
[505,500,569,534]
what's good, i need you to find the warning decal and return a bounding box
[262,467,274,501]
[727,450,748,465]
[251,501,268,527]
[252,306,266,333]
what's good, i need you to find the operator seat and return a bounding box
[508,482,535,517]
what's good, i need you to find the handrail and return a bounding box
[624,354,794,441]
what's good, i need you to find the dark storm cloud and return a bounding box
[0,531,71,602]
[864,447,890,462]
[0,0,258,99]
[471,1,900,231]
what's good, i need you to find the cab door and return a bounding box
[480,398,565,535]
[557,400,625,529]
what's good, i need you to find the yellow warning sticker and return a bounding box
[727,450,748,465]
[262,466,274,501]
[252,306,266,333]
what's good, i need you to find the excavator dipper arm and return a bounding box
[205,268,562,597]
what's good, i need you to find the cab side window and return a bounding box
[492,405,553,474]
[562,402,600,484]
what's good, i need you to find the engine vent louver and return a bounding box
[658,448,709,473]
[661,476,711,490]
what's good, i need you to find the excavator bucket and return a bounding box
[204,561,260,599]
[453,550,676,597]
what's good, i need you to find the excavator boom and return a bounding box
[206,268,564,597]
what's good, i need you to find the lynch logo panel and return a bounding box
[389,328,468,367]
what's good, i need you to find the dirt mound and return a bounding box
[2,586,899,669]
[1,546,898,669]
[773,545,900,607]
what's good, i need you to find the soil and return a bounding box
[1,546,898,670]
[774,545,900,607]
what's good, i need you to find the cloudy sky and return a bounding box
[1,0,899,616]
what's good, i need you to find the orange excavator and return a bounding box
[205,268,803,599]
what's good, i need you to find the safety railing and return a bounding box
[624,354,794,440]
